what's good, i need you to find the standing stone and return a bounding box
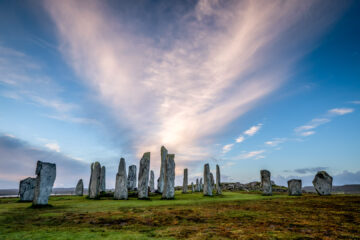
[138,152,150,199]
[313,171,333,195]
[88,162,101,199]
[288,179,302,196]
[216,164,222,195]
[260,170,272,196]
[203,164,212,196]
[75,179,84,196]
[210,172,215,189]
[150,170,155,193]
[127,165,137,191]
[33,161,56,205]
[196,178,200,192]
[162,154,175,199]
[200,178,203,191]
[191,182,195,192]
[158,146,168,193]
[182,168,188,193]
[114,158,128,199]
[100,166,106,192]
[19,177,36,201]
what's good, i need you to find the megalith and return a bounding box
[260,170,272,196]
[182,168,188,193]
[313,171,332,195]
[114,158,128,199]
[19,177,36,201]
[288,179,302,196]
[191,182,195,192]
[200,178,203,191]
[203,164,212,196]
[75,179,84,196]
[162,154,175,199]
[158,146,168,193]
[127,165,137,191]
[196,178,200,192]
[100,166,106,192]
[150,170,155,193]
[216,164,222,195]
[33,161,56,205]
[138,152,150,199]
[210,172,215,190]
[88,162,101,199]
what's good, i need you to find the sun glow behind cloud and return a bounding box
[44,0,346,169]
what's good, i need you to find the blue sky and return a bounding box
[0,0,359,189]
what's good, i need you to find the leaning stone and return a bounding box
[150,170,155,193]
[191,182,195,192]
[114,158,128,199]
[127,165,137,191]
[313,171,332,195]
[88,162,101,199]
[158,146,168,193]
[196,178,200,192]
[216,164,222,195]
[182,168,188,193]
[288,179,302,196]
[162,154,175,199]
[75,179,84,196]
[203,164,212,196]
[33,161,56,205]
[260,170,272,196]
[100,166,106,192]
[19,177,36,201]
[138,152,150,199]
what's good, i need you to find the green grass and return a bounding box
[0,191,359,239]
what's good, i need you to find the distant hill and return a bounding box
[303,184,360,194]
[0,188,88,196]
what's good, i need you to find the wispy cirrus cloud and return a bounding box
[234,150,265,160]
[44,0,347,170]
[222,144,234,154]
[328,108,354,115]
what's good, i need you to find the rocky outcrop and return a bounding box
[33,161,56,205]
[162,154,175,199]
[313,171,332,195]
[75,179,83,196]
[19,177,36,201]
[114,158,128,199]
[138,152,150,199]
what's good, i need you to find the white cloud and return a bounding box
[328,108,354,115]
[299,131,315,137]
[244,124,263,136]
[265,138,286,147]
[222,143,234,153]
[45,143,60,152]
[350,101,360,105]
[235,150,265,160]
[235,135,245,143]
[295,118,330,133]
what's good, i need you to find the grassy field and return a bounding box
[0,191,359,239]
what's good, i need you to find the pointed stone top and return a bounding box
[161,146,167,151]
[143,152,151,158]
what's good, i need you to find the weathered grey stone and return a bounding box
[19,177,36,201]
[216,164,222,195]
[191,182,195,192]
[88,162,101,199]
[162,154,175,199]
[75,179,83,196]
[138,152,150,199]
[158,146,168,193]
[100,166,106,192]
[196,178,200,192]
[127,165,137,191]
[288,179,302,196]
[33,161,56,205]
[114,158,128,199]
[150,170,155,193]
[313,171,332,195]
[260,170,272,196]
[182,168,188,193]
[203,164,212,196]
[210,172,215,189]
[200,178,203,191]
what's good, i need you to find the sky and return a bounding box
[0,0,359,189]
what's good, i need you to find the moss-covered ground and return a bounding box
[0,191,359,239]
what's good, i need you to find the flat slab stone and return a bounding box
[75,179,84,196]
[127,165,137,191]
[203,163,212,196]
[19,177,36,201]
[313,171,332,195]
[138,152,150,199]
[260,170,272,196]
[100,166,106,192]
[162,154,175,199]
[288,179,302,196]
[88,162,101,199]
[150,170,155,193]
[114,158,128,199]
[33,161,56,205]
[158,146,168,193]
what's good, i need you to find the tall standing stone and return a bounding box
[33,161,56,205]
[191,182,195,192]
[216,164,222,195]
[150,170,155,193]
[88,162,101,199]
[260,170,272,196]
[100,166,106,192]
[114,158,128,199]
[75,179,84,196]
[313,171,332,195]
[196,178,200,192]
[210,172,215,190]
[158,146,168,193]
[19,177,36,201]
[288,179,302,196]
[127,165,137,191]
[203,164,212,196]
[162,154,175,199]
[182,168,188,193]
[200,178,203,191]
[138,152,150,199]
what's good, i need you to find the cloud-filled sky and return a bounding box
[0,0,359,188]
